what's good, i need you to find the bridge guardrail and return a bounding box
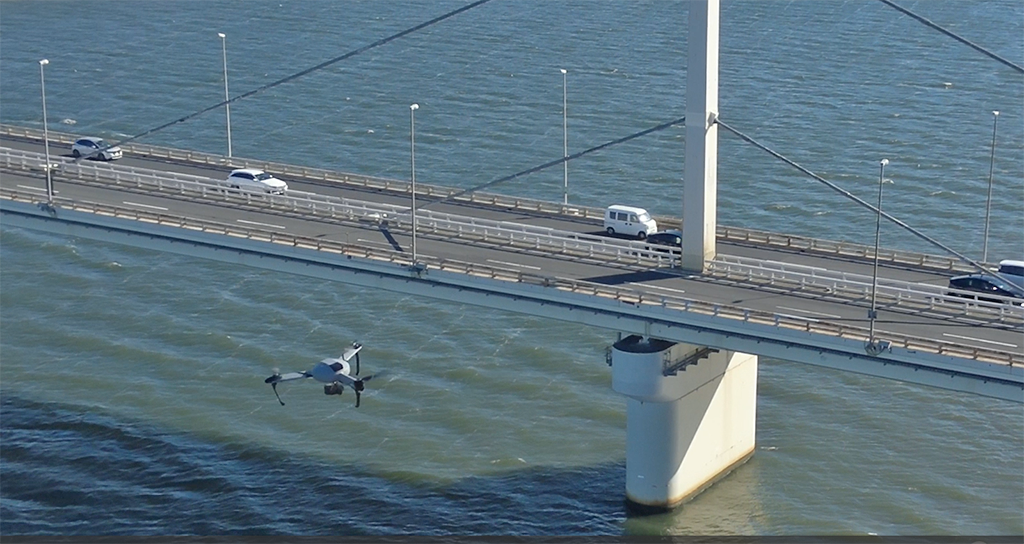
[0,123,981,274]
[2,187,1019,368]
[0,147,678,269]
[710,255,1024,325]
[4,145,1020,329]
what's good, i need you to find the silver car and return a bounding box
[72,137,122,161]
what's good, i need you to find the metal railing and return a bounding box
[0,123,981,273]
[2,187,1019,368]
[4,145,1020,328]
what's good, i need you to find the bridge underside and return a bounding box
[3,199,1020,403]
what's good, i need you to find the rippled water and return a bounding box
[1,0,1022,536]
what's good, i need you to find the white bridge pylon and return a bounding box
[682,0,720,272]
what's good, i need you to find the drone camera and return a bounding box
[324,383,343,396]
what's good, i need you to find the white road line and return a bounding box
[776,313,820,323]
[16,185,49,193]
[630,283,685,295]
[237,219,286,230]
[122,201,168,211]
[776,306,842,319]
[942,333,1018,348]
[487,259,541,270]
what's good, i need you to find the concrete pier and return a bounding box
[610,335,757,513]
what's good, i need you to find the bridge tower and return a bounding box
[610,335,757,512]
[682,0,720,272]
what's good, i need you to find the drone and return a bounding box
[264,342,384,408]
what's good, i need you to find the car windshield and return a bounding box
[638,212,652,222]
[92,139,107,147]
[254,172,273,181]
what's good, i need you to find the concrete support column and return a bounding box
[681,0,720,272]
[610,335,756,513]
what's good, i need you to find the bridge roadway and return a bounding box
[1,131,1021,401]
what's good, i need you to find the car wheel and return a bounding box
[637,232,647,240]
[606,227,615,236]
[72,149,81,158]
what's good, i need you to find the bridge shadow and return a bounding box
[378,224,404,252]
[583,269,683,286]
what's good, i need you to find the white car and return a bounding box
[225,168,288,195]
[72,137,122,161]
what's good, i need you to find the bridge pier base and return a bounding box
[610,335,757,513]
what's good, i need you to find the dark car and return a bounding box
[947,274,1024,305]
[645,230,682,253]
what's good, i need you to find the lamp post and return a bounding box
[38,59,53,204]
[410,103,419,263]
[218,32,232,158]
[982,110,999,263]
[868,158,889,348]
[560,68,568,206]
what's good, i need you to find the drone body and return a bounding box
[265,342,383,407]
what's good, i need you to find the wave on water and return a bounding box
[0,395,625,536]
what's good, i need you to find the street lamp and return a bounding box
[218,32,232,158]
[867,158,889,351]
[410,103,419,263]
[38,59,53,204]
[560,68,568,206]
[982,110,999,263]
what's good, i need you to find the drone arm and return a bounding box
[264,371,312,407]
[264,371,310,384]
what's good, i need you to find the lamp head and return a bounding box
[39,59,49,66]
[410,103,419,111]
[993,110,1000,117]
[880,158,889,166]
[218,33,226,38]
[560,69,567,74]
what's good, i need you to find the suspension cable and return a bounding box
[96,0,493,154]
[420,116,686,210]
[878,0,1024,74]
[714,117,995,276]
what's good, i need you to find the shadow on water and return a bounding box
[0,395,627,536]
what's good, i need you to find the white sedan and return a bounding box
[72,137,122,161]
[225,168,288,195]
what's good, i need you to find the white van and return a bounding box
[997,259,1024,288]
[604,205,658,239]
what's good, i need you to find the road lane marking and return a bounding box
[487,259,541,270]
[122,201,168,211]
[630,283,685,295]
[942,333,1018,348]
[776,313,819,323]
[776,306,842,319]
[237,219,286,230]
[16,185,53,193]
